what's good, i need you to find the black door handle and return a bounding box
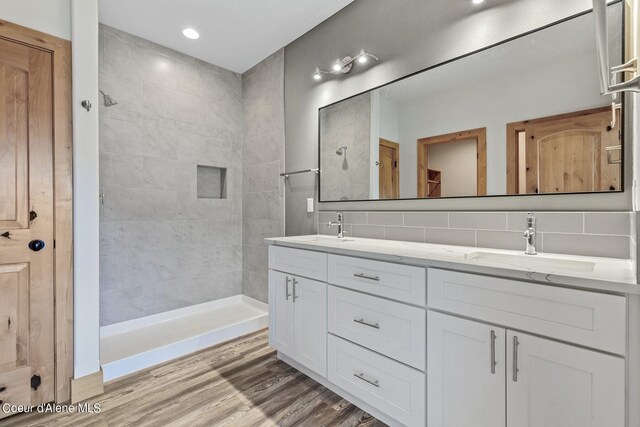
[28,240,45,252]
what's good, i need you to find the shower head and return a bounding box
[99,89,118,107]
[336,146,347,155]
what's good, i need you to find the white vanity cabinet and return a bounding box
[428,269,626,427]
[268,269,327,377]
[428,311,625,427]
[268,241,631,427]
[506,331,625,427]
[427,311,506,427]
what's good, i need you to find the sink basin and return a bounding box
[465,251,596,273]
[288,235,355,243]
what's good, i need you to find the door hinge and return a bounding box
[53,239,56,249]
[393,160,398,168]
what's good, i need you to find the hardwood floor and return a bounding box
[4,329,386,427]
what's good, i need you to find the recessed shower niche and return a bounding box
[197,165,227,199]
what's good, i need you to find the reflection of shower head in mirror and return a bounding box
[336,146,347,155]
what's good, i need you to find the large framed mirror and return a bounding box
[319,2,624,203]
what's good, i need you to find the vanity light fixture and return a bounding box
[182,28,200,39]
[314,49,379,81]
[357,49,368,64]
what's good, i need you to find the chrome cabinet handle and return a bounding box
[285,276,292,301]
[512,335,520,382]
[353,318,380,329]
[353,371,380,388]
[490,330,497,374]
[353,273,380,281]
[292,277,299,301]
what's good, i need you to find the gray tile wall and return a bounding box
[241,49,286,303]
[99,25,243,325]
[319,211,633,259]
[319,92,371,201]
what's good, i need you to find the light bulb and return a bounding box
[182,28,200,39]
[472,0,484,4]
[313,68,322,80]
[333,61,342,72]
[358,49,368,64]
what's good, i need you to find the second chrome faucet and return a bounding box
[523,212,537,255]
[327,212,345,238]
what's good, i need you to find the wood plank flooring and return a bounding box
[4,329,386,427]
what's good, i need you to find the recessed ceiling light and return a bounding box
[182,28,200,39]
[472,0,485,4]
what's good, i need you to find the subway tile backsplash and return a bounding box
[318,211,633,259]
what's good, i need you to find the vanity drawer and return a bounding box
[328,334,425,427]
[428,269,626,355]
[328,286,426,370]
[269,246,327,282]
[328,255,426,306]
[0,366,31,419]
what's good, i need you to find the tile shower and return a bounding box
[97,25,283,378]
[99,24,244,325]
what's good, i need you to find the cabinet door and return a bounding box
[268,270,294,356]
[507,331,625,427]
[294,276,327,377]
[427,311,506,427]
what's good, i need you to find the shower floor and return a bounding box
[100,295,268,381]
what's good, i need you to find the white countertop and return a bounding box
[265,235,638,294]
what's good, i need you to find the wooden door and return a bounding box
[507,108,621,194]
[427,311,506,427]
[507,331,625,427]
[294,276,327,377]
[268,270,295,357]
[0,37,55,414]
[417,128,487,198]
[379,139,399,199]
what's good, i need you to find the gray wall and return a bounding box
[99,25,243,325]
[242,49,286,303]
[284,0,633,236]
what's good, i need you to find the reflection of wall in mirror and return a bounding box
[383,8,622,198]
[320,93,371,201]
[428,139,477,197]
[370,90,400,199]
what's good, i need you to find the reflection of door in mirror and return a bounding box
[379,138,399,199]
[506,107,621,195]
[417,128,487,198]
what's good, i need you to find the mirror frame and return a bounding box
[317,1,630,210]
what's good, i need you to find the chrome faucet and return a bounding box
[523,212,537,255]
[327,212,345,238]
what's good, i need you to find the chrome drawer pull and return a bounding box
[512,335,520,382]
[353,371,380,387]
[353,318,380,329]
[490,330,497,374]
[292,277,299,302]
[285,276,292,301]
[354,273,380,281]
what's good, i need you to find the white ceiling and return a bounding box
[99,0,354,74]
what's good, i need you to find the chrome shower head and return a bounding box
[99,89,118,107]
[336,146,347,155]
